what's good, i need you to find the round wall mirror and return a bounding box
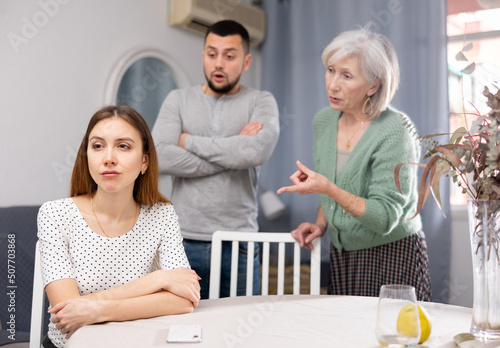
[105,49,189,130]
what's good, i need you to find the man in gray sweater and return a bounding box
[152,20,279,299]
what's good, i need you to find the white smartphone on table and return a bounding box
[167,324,202,343]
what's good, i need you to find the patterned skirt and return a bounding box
[328,230,432,301]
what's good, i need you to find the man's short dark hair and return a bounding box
[205,20,250,54]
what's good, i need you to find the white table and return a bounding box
[66,295,473,348]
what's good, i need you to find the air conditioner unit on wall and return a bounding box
[169,0,266,47]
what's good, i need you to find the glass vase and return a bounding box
[468,200,500,342]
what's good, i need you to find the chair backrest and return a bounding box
[209,231,320,299]
[29,241,45,348]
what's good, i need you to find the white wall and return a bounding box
[0,0,260,207]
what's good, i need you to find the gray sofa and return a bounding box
[0,206,49,347]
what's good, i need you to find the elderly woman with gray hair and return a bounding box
[277,28,431,301]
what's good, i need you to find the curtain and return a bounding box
[257,0,451,303]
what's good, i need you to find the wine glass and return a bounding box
[376,284,420,347]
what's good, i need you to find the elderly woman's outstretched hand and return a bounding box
[277,160,334,196]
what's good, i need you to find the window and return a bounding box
[117,57,179,130]
[447,0,500,205]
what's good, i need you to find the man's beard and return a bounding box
[205,72,241,94]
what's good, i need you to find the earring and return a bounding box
[362,97,373,116]
[141,169,146,175]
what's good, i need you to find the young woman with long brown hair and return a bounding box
[37,105,200,348]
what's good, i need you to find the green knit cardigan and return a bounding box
[313,106,423,252]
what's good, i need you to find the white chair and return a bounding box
[209,231,321,299]
[30,241,45,348]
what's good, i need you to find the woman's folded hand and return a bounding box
[159,268,201,307]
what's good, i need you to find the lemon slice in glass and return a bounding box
[397,304,432,344]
